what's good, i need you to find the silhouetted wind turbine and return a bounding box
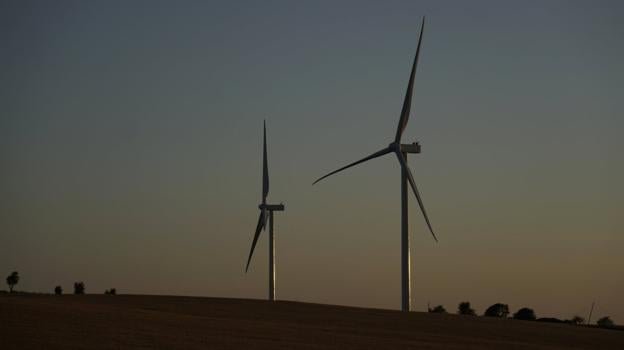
[245,120,285,301]
[313,17,437,312]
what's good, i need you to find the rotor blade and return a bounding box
[394,150,438,242]
[313,147,392,185]
[262,120,269,203]
[394,16,425,143]
[245,211,266,272]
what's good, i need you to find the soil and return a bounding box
[1,294,622,349]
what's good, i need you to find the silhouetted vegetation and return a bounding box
[537,317,564,323]
[597,316,615,328]
[513,307,536,321]
[73,282,85,294]
[570,315,585,325]
[54,286,63,295]
[458,301,476,316]
[6,271,19,292]
[536,315,590,325]
[484,303,510,318]
[429,305,447,313]
[105,288,116,295]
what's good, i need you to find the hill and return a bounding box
[1,294,622,349]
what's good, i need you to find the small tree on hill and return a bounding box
[458,301,476,316]
[484,303,510,318]
[570,315,584,325]
[430,305,447,313]
[6,271,19,292]
[513,307,536,321]
[105,288,117,295]
[74,282,85,294]
[597,316,615,328]
[54,286,63,295]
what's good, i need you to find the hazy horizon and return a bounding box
[2,0,622,323]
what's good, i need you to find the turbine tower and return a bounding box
[245,120,284,301]
[313,17,437,312]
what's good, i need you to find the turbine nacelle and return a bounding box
[401,142,421,154]
[258,203,285,211]
[389,142,421,154]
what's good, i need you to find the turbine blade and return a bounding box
[394,150,438,242]
[262,120,269,203]
[395,16,425,143]
[313,147,392,185]
[245,211,266,272]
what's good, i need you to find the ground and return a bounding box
[1,294,622,349]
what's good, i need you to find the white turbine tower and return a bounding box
[313,17,438,312]
[245,120,284,301]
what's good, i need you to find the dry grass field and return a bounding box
[1,293,622,349]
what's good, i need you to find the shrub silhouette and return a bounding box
[73,282,85,294]
[513,307,536,321]
[484,303,510,318]
[597,316,615,328]
[6,271,19,293]
[429,305,447,313]
[54,286,63,295]
[458,301,476,316]
[570,315,585,325]
[105,288,117,295]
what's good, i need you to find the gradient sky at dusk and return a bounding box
[2,0,622,322]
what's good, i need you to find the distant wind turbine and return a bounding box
[245,120,285,301]
[313,17,438,312]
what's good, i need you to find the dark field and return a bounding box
[1,294,622,349]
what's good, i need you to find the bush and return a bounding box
[597,316,615,328]
[73,282,85,294]
[429,305,447,313]
[484,303,510,318]
[6,271,19,292]
[54,286,63,295]
[569,315,585,325]
[513,307,536,321]
[105,288,117,295]
[458,302,476,316]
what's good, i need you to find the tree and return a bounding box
[105,288,117,295]
[6,271,19,292]
[597,316,615,328]
[54,286,63,295]
[74,282,85,295]
[429,305,447,313]
[484,303,510,318]
[570,315,584,325]
[458,301,476,316]
[513,307,536,321]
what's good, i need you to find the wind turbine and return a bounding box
[245,120,285,301]
[313,17,437,312]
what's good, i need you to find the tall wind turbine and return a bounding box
[313,17,437,312]
[245,120,285,301]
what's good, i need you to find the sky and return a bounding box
[1,0,623,323]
